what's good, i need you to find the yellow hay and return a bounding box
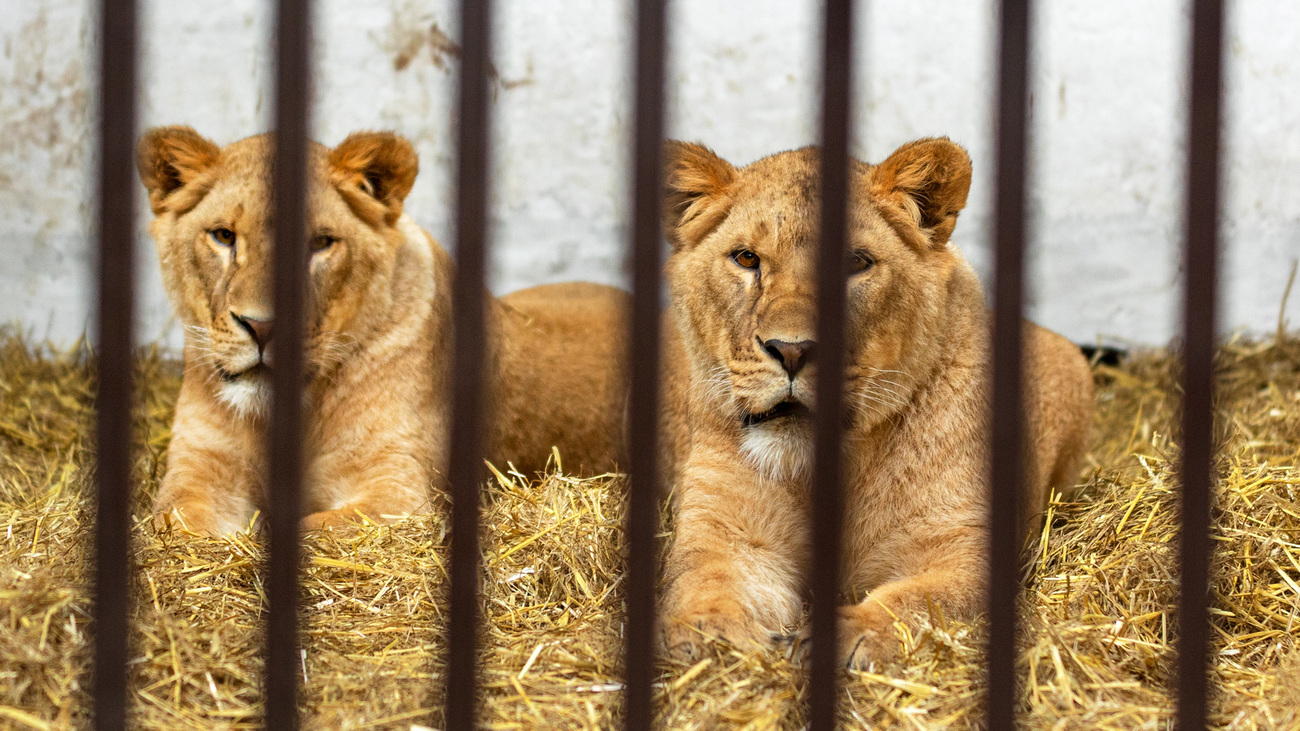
[0,326,1297,728]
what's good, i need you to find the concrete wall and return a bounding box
[2,0,1298,349]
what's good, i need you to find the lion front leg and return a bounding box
[661,547,785,661]
[151,381,265,537]
[833,530,987,670]
[661,461,807,661]
[152,450,261,537]
[299,454,433,532]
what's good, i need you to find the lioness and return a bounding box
[658,138,1093,668]
[139,127,626,535]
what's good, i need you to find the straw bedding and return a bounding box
[0,327,1297,729]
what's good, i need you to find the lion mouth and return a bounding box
[218,363,269,382]
[741,400,810,427]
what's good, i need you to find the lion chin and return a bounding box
[739,412,813,481]
[216,373,271,420]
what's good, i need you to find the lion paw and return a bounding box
[790,605,902,670]
[150,505,217,536]
[838,624,900,670]
[662,607,768,662]
[299,510,359,532]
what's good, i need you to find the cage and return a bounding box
[1,0,1298,728]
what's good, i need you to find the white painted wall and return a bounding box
[2,0,1297,349]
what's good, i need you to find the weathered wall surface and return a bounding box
[2,0,1297,348]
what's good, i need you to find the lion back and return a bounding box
[1024,323,1095,513]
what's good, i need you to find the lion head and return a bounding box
[137,127,421,419]
[662,138,976,480]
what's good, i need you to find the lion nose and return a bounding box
[761,338,815,378]
[232,313,274,349]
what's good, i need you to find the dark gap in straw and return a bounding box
[92,0,138,727]
[806,0,853,728]
[443,0,493,727]
[987,0,1031,728]
[264,0,312,727]
[1179,0,1224,728]
[623,0,667,728]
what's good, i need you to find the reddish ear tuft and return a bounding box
[329,131,418,225]
[869,137,972,248]
[663,141,737,251]
[136,126,221,213]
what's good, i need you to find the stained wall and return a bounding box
[2,0,1297,347]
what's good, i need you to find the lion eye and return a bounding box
[850,251,875,274]
[210,228,236,247]
[731,249,760,269]
[310,235,337,253]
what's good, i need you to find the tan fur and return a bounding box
[657,138,1093,668]
[139,127,626,536]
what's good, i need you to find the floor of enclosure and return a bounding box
[0,330,1297,729]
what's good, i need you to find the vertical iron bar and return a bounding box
[93,0,138,727]
[623,0,667,727]
[1179,1,1224,728]
[264,0,312,726]
[807,0,853,728]
[444,0,493,727]
[987,0,1031,729]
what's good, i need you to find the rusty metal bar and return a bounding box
[443,0,494,727]
[807,0,854,728]
[987,0,1031,728]
[92,0,139,727]
[623,0,668,727]
[264,0,313,726]
[1178,1,1224,728]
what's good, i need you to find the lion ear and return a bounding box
[329,131,418,225]
[868,137,971,248]
[137,126,221,213]
[663,141,737,251]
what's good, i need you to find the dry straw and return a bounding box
[0,327,1297,729]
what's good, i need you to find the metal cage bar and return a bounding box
[444,0,494,727]
[1179,1,1225,729]
[92,0,139,727]
[806,1,855,729]
[623,0,668,728]
[987,0,1032,728]
[264,0,313,727]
